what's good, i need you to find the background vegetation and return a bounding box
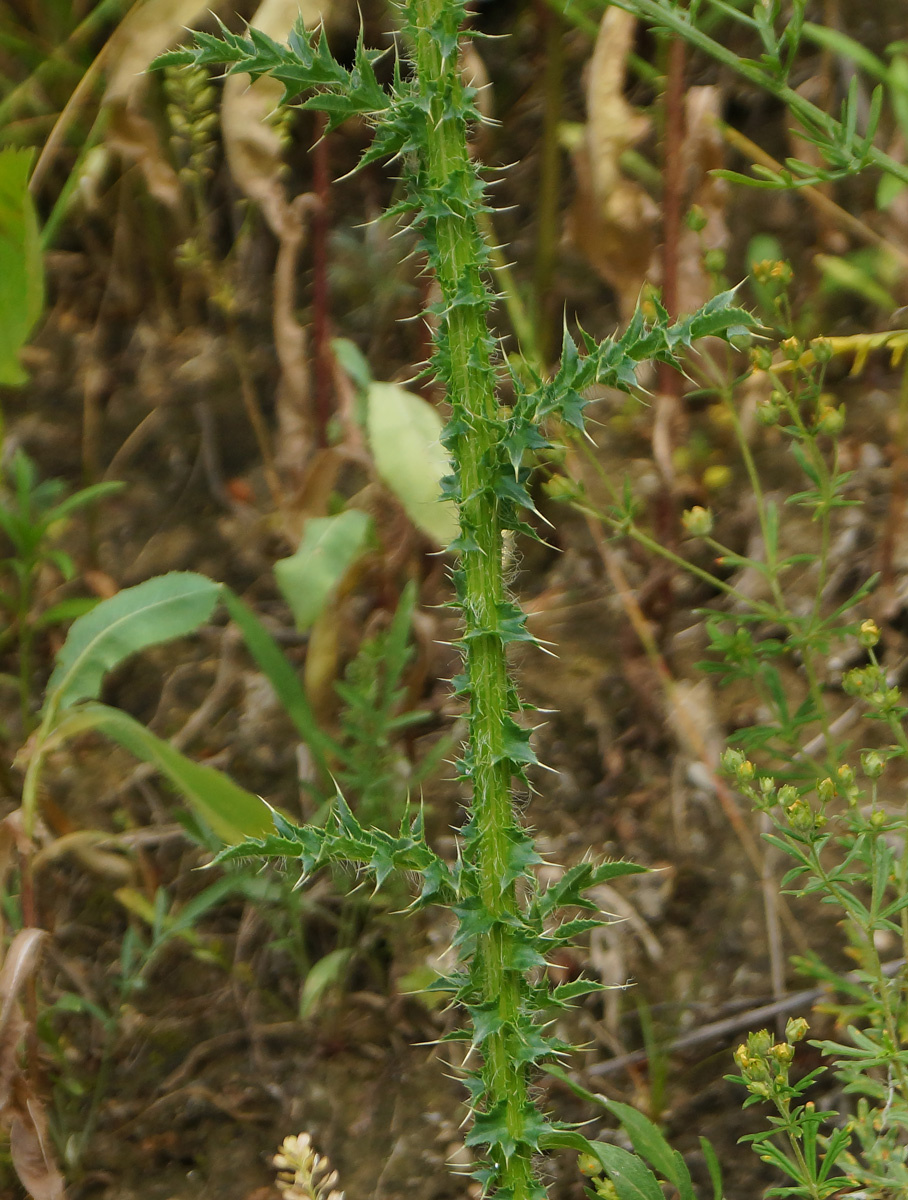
[2,1,908,1198]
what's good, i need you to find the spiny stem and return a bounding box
[409,2,540,1193]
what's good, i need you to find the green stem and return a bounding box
[409,3,540,1194]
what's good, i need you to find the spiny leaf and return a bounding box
[152,16,393,120]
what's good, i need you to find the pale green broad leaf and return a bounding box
[366,381,459,547]
[592,1143,665,1200]
[0,147,44,386]
[603,1100,695,1200]
[66,702,271,843]
[541,1068,695,1200]
[45,572,222,713]
[274,509,371,633]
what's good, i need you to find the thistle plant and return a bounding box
[101,4,755,1196]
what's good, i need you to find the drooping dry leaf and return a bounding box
[0,929,41,1112]
[222,0,324,234]
[675,86,730,314]
[0,929,46,1039]
[567,7,659,318]
[0,929,63,1200]
[221,1,330,489]
[9,1091,65,1200]
[103,0,228,207]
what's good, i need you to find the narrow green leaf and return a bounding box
[47,480,125,524]
[33,598,100,629]
[699,1136,725,1200]
[222,587,339,778]
[299,948,353,1018]
[801,23,887,82]
[45,572,222,713]
[71,703,272,844]
[604,1101,695,1200]
[0,146,44,386]
[274,510,371,633]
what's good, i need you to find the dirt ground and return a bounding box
[3,1,908,1197]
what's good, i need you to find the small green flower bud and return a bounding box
[786,797,815,832]
[771,1041,794,1065]
[811,336,833,364]
[815,404,845,437]
[861,750,886,779]
[702,464,732,492]
[749,1029,773,1057]
[759,776,775,797]
[870,810,887,829]
[704,248,726,275]
[777,784,799,806]
[785,1017,809,1043]
[872,685,903,712]
[842,668,867,697]
[753,259,791,284]
[682,505,714,537]
[750,346,774,371]
[858,619,880,648]
[723,748,746,774]
[781,336,802,361]
[817,777,836,803]
[756,397,782,426]
[578,1154,600,1177]
[736,759,756,783]
[747,1080,773,1099]
[837,764,855,788]
[686,204,708,232]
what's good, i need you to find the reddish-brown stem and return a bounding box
[650,38,687,614]
[533,0,564,362]
[312,113,332,446]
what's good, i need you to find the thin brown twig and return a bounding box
[584,958,906,1078]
